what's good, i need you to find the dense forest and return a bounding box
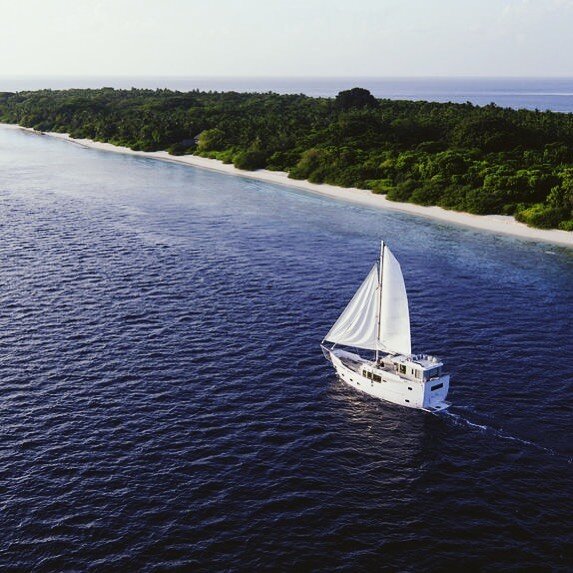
[1,87,572,231]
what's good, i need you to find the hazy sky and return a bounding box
[1,0,572,77]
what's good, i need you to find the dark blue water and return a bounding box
[2,76,573,112]
[0,127,572,571]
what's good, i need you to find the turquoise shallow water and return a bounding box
[0,127,572,571]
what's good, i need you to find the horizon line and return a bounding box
[2,74,573,80]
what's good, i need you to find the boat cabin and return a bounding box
[362,353,444,383]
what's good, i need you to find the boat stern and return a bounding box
[422,374,450,411]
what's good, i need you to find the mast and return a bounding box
[375,241,385,363]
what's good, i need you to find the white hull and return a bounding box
[324,347,450,412]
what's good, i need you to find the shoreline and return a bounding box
[2,123,572,248]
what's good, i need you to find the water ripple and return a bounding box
[0,127,571,571]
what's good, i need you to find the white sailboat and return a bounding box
[321,241,450,412]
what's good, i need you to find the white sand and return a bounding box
[3,123,572,248]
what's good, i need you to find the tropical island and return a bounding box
[0,87,572,231]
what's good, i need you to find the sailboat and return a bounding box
[321,241,450,412]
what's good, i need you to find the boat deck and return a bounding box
[331,347,444,383]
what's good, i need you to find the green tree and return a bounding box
[335,88,378,111]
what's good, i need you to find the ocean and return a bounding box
[1,76,573,112]
[0,126,571,571]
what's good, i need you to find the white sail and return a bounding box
[379,247,411,355]
[324,264,380,350]
[324,243,411,356]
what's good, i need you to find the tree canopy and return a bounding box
[335,87,379,111]
[0,87,572,231]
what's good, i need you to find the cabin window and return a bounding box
[415,370,422,379]
[399,365,407,374]
[425,367,442,380]
[405,399,410,403]
[431,383,444,391]
[372,374,382,382]
[363,370,367,377]
[408,387,412,391]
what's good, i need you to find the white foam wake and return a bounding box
[440,409,571,463]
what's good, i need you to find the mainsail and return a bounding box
[324,243,411,356]
[379,247,411,356]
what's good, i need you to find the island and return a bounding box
[0,87,572,232]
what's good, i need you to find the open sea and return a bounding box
[0,99,572,570]
[2,76,573,112]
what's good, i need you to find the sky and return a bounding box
[0,0,572,77]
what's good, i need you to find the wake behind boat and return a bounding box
[321,241,450,412]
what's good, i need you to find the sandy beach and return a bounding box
[3,123,572,248]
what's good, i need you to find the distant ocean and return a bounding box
[1,76,573,113]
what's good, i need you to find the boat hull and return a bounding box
[324,347,450,412]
